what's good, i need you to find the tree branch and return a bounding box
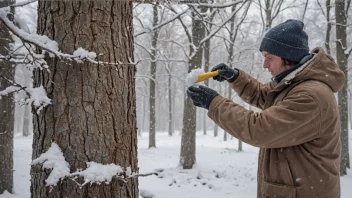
[199,1,247,46]
[186,0,245,8]
[10,0,37,8]
[0,10,135,66]
[134,7,190,37]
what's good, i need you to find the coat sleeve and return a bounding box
[208,88,321,148]
[230,70,274,110]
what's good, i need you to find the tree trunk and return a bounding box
[301,0,309,21]
[0,0,15,193]
[22,105,31,136]
[223,130,228,141]
[31,1,138,197]
[238,140,242,152]
[203,110,207,135]
[335,0,350,176]
[149,3,159,148]
[325,0,332,55]
[349,90,352,130]
[264,0,272,30]
[214,124,218,137]
[168,67,173,136]
[180,6,206,169]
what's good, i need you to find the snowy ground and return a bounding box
[1,131,351,198]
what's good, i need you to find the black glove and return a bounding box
[187,85,219,109]
[211,63,239,82]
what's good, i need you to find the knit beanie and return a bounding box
[259,19,310,63]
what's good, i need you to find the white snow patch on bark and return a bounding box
[70,162,124,186]
[31,142,70,186]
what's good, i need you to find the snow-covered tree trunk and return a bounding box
[335,0,350,176]
[30,1,138,197]
[149,3,159,148]
[0,0,15,193]
[180,6,206,169]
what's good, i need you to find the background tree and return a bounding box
[335,0,351,176]
[30,0,139,197]
[149,3,160,148]
[180,4,207,169]
[0,0,15,193]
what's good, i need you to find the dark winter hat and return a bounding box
[259,19,310,63]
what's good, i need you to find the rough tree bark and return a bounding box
[0,0,15,193]
[30,0,138,197]
[335,0,350,176]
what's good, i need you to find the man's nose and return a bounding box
[263,62,269,68]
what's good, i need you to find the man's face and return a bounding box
[262,51,289,77]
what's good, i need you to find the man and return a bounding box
[187,19,344,198]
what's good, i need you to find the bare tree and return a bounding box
[301,0,309,21]
[317,0,333,55]
[180,4,207,169]
[258,0,285,32]
[335,0,350,176]
[149,3,160,148]
[0,0,15,193]
[202,5,215,135]
[30,0,139,197]
[325,0,332,55]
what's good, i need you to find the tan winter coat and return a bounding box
[208,48,344,198]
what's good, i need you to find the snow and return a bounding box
[73,47,97,63]
[26,86,51,113]
[31,142,70,186]
[139,189,155,198]
[70,162,124,186]
[0,9,99,64]
[9,0,37,8]
[14,15,30,34]
[0,9,59,56]
[186,68,205,87]
[31,144,125,187]
[2,131,352,198]
[0,86,21,96]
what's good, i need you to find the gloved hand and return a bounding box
[211,63,239,82]
[187,85,219,109]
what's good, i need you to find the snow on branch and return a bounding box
[32,143,158,188]
[26,86,51,114]
[0,9,59,55]
[0,9,135,66]
[11,0,37,8]
[0,0,37,9]
[31,143,70,186]
[346,47,352,58]
[70,162,124,186]
[0,86,22,97]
